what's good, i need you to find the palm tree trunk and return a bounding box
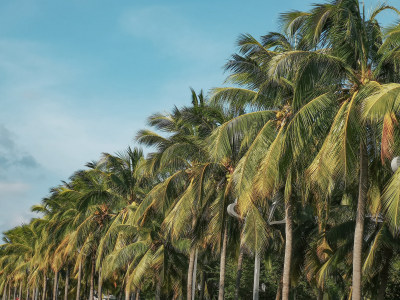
[253,251,261,300]
[352,143,368,300]
[7,284,10,300]
[76,261,82,300]
[42,272,47,300]
[98,267,102,300]
[282,200,293,300]
[124,283,130,300]
[13,285,16,300]
[199,271,206,300]
[135,290,140,300]
[64,268,69,300]
[234,246,244,300]
[18,283,22,299]
[192,248,198,300]
[26,284,30,300]
[53,271,58,300]
[187,248,196,300]
[89,258,95,300]
[218,222,228,300]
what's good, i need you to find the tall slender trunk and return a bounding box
[124,286,130,300]
[192,248,198,300]
[26,284,30,300]
[199,271,206,300]
[135,290,140,300]
[35,287,39,300]
[64,268,69,300]
[352,144,368,300]
[76,261,82,300]
[253,251,261,300]
[53,271,58,300]
[42,272,47,300]
[187,248,196,300]
[13,286,16,300]
[89,258,95,300]
[18,283,22,299]
[7,284,10,300]
[97,267,102,300]
[218,222,228,300]
[282,200,293,300]
[234,246,244,300]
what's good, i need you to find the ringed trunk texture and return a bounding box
[218,223,228,300]
[234,246,244,300]
[42,272,47,300]
[282,200,293,300]
[53,271,58,300]
[64,268,69,300]
[89,258,95,300]
[352,144,368,300]
[253,252,261,300]
[98,267,102,300]
[76,261,82,300]
[186,248,196,300]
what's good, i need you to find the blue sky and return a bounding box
[0,0,396,234]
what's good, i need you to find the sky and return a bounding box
[0,0,397,234]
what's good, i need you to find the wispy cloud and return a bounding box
[119,5,227,62]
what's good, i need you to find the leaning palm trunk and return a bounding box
[187,248,196,300]
[352,143,368,300]
[64,268,69,300]
[218,223,228,300]
[53,271,58,300]
[234,246,244,300]
[282,200,293,300]
[42,272,47,300]
[253,251,261,300]
[89,258,95,300]
[97,267,102,300]
[76,261,82,300]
